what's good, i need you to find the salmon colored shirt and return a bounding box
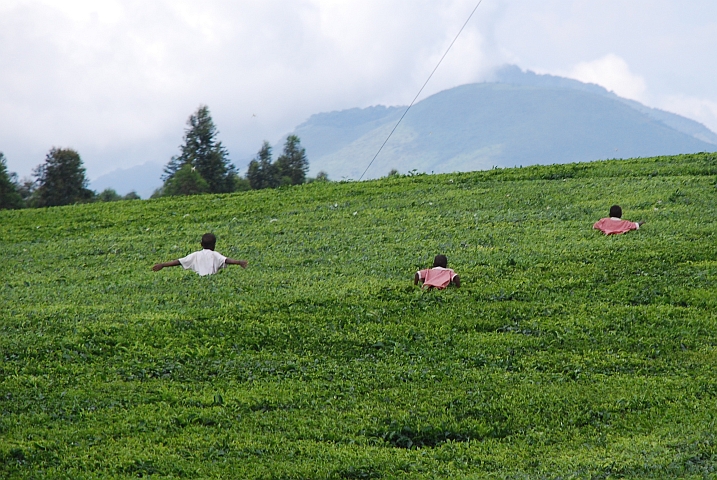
[593,217,640,235]
[417,267,457,289]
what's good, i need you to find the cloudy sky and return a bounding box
[1,0,716,183]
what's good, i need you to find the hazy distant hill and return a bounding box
[94,66,717,191]
[491,65,717,145]
[90,161,164,199]
[293,66,717,180]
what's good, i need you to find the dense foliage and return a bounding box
[2,150,141,209]
[162,105,237,194]
[31,147,94,207]
[246,141,279,190]
[97,189,141,202]
[275,135,310,186]
[160,107,314,197]
[2,153,717,478]
[0,152,23,210]
[247,136,311,190]
[162,164,211,197]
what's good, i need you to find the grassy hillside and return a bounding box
[2,153,717,479]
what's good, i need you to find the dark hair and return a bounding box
[201,233,217,250]
[609,205,622,218]
[433,254,448,268]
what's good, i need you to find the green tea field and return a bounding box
[2,153,717,478]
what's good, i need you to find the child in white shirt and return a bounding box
[152,233,247,276]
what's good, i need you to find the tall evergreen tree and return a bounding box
[33,148,94,207]
[246,141,279,190]
[0,152,23,210]
[275,135,309,186]
[163,105,236,194]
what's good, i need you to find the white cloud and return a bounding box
[556,52,717,135]
[563,54,647,102]
[0,0,495,178]
[1,0,716,183]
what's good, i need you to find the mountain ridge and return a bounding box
[291,66,717,179]
[491,65,717,145]
[94,66,717,192]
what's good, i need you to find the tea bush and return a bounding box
[1,153,716,478]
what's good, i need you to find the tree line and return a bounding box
[153,105,326,197]
[0,149,141,210]
[0,105,326,210]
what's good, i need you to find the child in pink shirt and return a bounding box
[593,205,644,235]
[414,255,460,289]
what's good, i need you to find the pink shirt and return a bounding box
[593,217,640,235]
[417,267,457,289]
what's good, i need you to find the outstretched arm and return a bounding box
[226,258,248,268]
[414,272,421,285]
[153,260,180,271]
[452,274,461,288]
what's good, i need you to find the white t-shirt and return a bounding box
[178,249,227,276]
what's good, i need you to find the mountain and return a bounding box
[90,161,164,199]
[491,65,717,145]
[292,66,717,180]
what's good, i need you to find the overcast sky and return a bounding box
[2,0,716,181]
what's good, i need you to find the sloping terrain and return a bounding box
[492,65,717,146]
[293,71,717,180]
[2,153,717,478]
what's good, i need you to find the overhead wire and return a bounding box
[358,0,485,181]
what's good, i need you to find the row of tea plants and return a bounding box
[1,153,717,478]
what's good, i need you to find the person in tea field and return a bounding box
[414,254,460,289]
[152,233,248,276]
[593,205,644,235]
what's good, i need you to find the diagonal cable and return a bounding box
[358,0,484,181]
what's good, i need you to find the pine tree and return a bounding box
[33,148,94,207]
[0,152,23,210]
[246,141,279,190]
[275,135,309,186]
[163,105,236,193]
